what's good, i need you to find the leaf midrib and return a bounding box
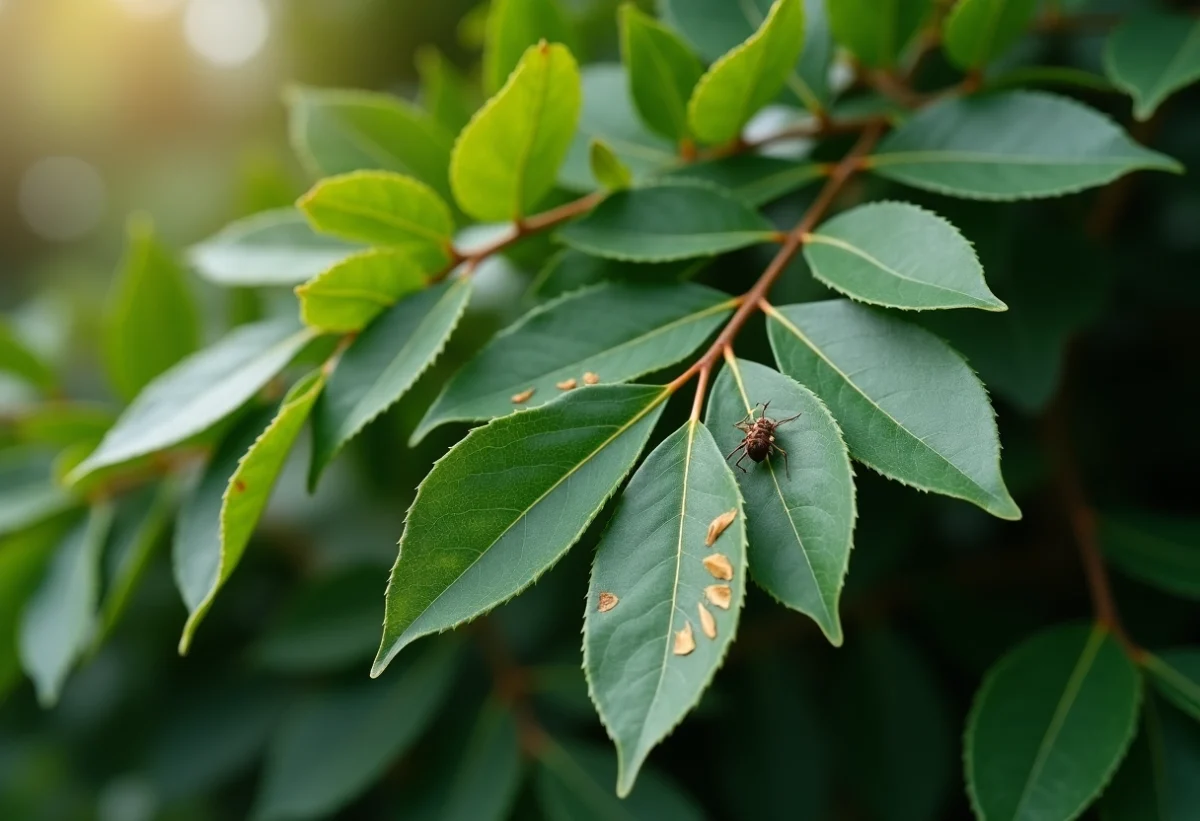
[311,199,449,245]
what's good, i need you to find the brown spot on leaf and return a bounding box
[234,480,247,493]
[702,553,734,581]
[556,378,577,391]
[511,388,535,404]
[704,584,732,610]
[598,592,618,612]
[705,509,738,546]
[697,602,716,639]
[673,621,695,655]
[583,371,600,385]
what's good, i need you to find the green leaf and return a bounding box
[309,278,472,488]
[298,171,454,270]
[985,65,1117,94]
[68,319,316,484]
[944,0,1039,69]
[482,0,576,94]
[620,5,704,142]
[706,358,854,644]
[13,403,114,448]
[1105,14,1200,122]
[1142,650,1200,723]
[687,0,805,145]
[0,462,76,541]
[663,155,826,207]
[529,249,702,300]
[827,0,931,69]
[95,484,171,645]
[441,704,523,821]
[803,201,1006,311]
[295,250,428,333]
[0,522,62,704]
[558,182,776,261]
[965,623,1142,821]
[868,91,1181,200]
[253,642,459,821]
[536,740,703,821]
[372,384,668,675]
[416,46,476,133]
[413,282,733,442]
[559,65,679,192]
[589,139,633,190]
[1101,695,1200,821]
[1100,512,1200,600]
[452,42,581,222]
[585,419,745,796]
[0,319,55,391]
[767,300,1020,519]
[104,215,201,402]
[18,505,113,707]
[176,370,325,654]
[287,86,454,202]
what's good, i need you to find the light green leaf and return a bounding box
[1101,695,1200,821]
[558,181,776,261]
[944,0,1039,69]
[1142,650,1200,724]
[295,250,428,333]
[868,91,1181,200]
[1105,14,1200,122]
[309,278,472,489]
[18,505,113,707]
[559,65,679,192]
[287,86,454,202]
[416,46,476,133]
[68,319,316,484]
[620,5,704,142]
[585,419,745,796]
[413,282,734,442]
[589,139,633,190]
[104,215,201,402]
[95,484,172,645]
[803,201,1006,311]
[966,623,1142,821]
[452,42,581,222]
[0,319,55,391]
[767,300,1020,519]
[1100,512,1200,600]
[482,0,576,94]
[441,704,523,821]
[663,155,826,207]
[827,0,931,69]
[529,249,702,300]
[13,403,114,447]
[707,358,854,644]
[254,642,459,821]
[536,740,703,821]
[189,209,361,288]
[176,371,325,654]
[0,521,62,704]
[373,384,668,676]
[298,171,454,270]
[687,0,805,145]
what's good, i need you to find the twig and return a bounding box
[474,619,550,755]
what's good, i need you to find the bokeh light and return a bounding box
[183,0,269,68]
[18,157,108,242]
[111,0,180,19]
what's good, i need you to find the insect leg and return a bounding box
[775,445,790,479]
[734,450,749,473]
[775,412,803,426]
[725,442,747,462]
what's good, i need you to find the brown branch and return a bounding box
[473,619,550,755]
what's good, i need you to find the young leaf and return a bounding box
[803,201,1006,311]
[944,0,1040,69]
[190,209,361,288]
[585,419,745,796]
[95,484,172,645]
[372,384,668,676]
[412,282,734,442]
[707,358,854,644]
[68,319,316,484]
[826,0,931,69]
[1101,695,1200,821]
[176,371,325,654]
[687,0,805,145]
[0,522,62,703]
[620,5,704,142]
[1105,14,1200,121]
[1100,512,1200,600]
[451,42,581,222]
[295,250,427,333]
[557,182,776,262]
[416,46,475,133]
[298,171,454,270]
[18,505,113,707]
[536,740,703,821]
[0,319,55,391]
[482,0,576,94]
[664,155,826,208]
[105,215,201,402]
[254,642,459,821]
[767,300,1020,520]
[589,139,632,190]
[287,86,454,202]
[1142,650,1200,723]
[868,91,1181,200]
[441,704,523,821]
[309,278,472,488]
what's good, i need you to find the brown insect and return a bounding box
[726,401,801,477]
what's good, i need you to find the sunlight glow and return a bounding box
[183,0,269,67]
[111,0,180,19]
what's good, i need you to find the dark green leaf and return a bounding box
[0,522,62,703]
[95,484,172,644]
[0,319,55,391]
[707,358,854,644]
[827,0,931,69]
[1101,695,1200,821]
[295,250,428,333]
[944,0,1039,69]
[663,155,826,207]
[1100,512,1200,600]
[1142,650,1200,723]
[985,66,1116,94]
[482,0,576,94]
[413,282,734,442]
[0,452,77,540]
[965,623,1142,821]
[372,384,668,675]
[529,249,701,300]
[441,704,523,821]
[1105,14,1200,121]
[620,5,704,143]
